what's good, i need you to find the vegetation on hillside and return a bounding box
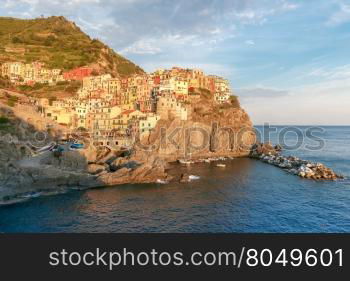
[0,115,9,124]
[0,16,144,77]
[0,77,11,88]
[0,115,13,132]
[0,107,25,135]
[3,93,18,107]
[17,80,81,95]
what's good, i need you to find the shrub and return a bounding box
[229,95,240,108]
[65,82,81,93]
[44,38,53,46]
[7,99,16,107]
[32,83,45,90]
[0,77,11,88]
[0,116,9,124]
[12,36,22,44]
[18,85,33,91]
[198,88,211,99]
[56,81,69,86]
[91,69,99,76]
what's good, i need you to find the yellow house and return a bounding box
[105,78,121,95]
[24,64,35,81]
[83,74,112,91]
[173,77,188,97]
[113,110,145,131]
[139,114,160,135]
[1,62,24,81]
[44,107,74,126]
[160,77,188,95]
[38,98,50,107]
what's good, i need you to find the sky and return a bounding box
[1,0,350,125]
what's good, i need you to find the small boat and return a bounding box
[216,164,226,168]
[36,143,55,153]
[189,175,200,180]
[179,159,194,165]
[52,145,65,152]
[156,179,168,184]
[70,143,84,149]
[21,192,42,199]
[204,159,211,163]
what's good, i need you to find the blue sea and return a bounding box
[0,126,349,233]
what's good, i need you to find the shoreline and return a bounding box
[0,152,247,205]
[0,150,346,206]
[0,155,238,206]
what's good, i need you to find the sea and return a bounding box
[0,126,349,233]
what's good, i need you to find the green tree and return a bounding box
[7,99,16,107]
[12,36,22,44]
[0,116,9,124]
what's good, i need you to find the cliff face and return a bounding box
[0,89,256,204]
[89,96,256,188]
[0,102,86,202]
[133,96,255,162]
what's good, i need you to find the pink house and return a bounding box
[63,67,93,81]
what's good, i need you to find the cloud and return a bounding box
[240,77,350,125]
[245,40,255,45]
[119,34,201,55]
[228,0,299,25]
[280,1,299,11]
[307,64,350,80]
[120,39,162,55]
[0,0,300,51]
[236,87,289,98]
[326,1,350,26]
[238,61,350,125]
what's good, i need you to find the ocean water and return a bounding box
[0,126,349,233]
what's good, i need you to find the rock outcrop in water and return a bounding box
[250,143,344,180]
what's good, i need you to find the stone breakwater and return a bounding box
[250,143,344,180]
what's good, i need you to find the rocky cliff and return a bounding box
[133,94,255,162]
[0,91,255,204]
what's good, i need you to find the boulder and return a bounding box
[250,142,280,158]
[179,173,190,183]
[87,164,106,175]
[80,145,98,163]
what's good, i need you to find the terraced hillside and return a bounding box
[0,16,144,77]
